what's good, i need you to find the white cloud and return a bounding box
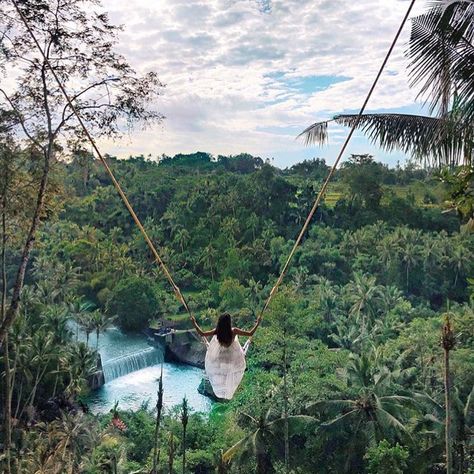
[93,0,430,165]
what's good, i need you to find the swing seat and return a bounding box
[204,335,248,400]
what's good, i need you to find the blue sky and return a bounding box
[98,0,430,169]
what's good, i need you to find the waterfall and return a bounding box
[102,347,164,382]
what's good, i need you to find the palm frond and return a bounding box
[222,432,255,463]
[413,391,444,411]
[464,384,474,419]
[334,113,472,167]
[268,415,317,436]
[321,409,359,429]
[380,394,419,410]
[297,119,331,146]
[307,398,355,415]
[375,406,410,437]
[408,1,474,119]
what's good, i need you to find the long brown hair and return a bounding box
[216,312,234,347]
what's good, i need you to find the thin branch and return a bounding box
[0,89,44,150]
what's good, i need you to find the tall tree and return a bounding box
[151,367,164,474]
[0,0,163,346]
[181,397,189,474]
[441,314,456,474]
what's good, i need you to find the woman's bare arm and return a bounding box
[191,316,215,337]
[233,316,262,337]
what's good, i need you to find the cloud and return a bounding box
[97,0,429,166]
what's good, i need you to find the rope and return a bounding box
[12,0,416,349]
[249,0,417,341]
[9,0,207,341]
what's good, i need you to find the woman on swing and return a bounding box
[191,312,262,400]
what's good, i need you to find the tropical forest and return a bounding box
[0,0,473,473]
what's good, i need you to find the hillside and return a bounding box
[2,150,472,472]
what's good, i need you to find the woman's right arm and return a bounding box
[191,316,215,337]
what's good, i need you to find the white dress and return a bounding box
[205,335,246,400]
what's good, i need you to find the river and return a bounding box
[81,327,212,414]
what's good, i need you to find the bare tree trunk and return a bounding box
[2,173,12,474]
[182,425,187,474]
[152,371,164,474]
[168,432,175,474]
[442,315,455,474]
[283,331,289,474]
[0,63,53,348]
[0,150,50,347]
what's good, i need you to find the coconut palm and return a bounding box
[89,310,116,350]
[174,227,190,253]
[67,298,95,342]
[299,0,474,168]
[77,310,96,347]
[412,385,474,472]
[40,305,72,344]
[308,351,417,470]
[449,241,473,287]
[330,316,366,351]
[223,408,315,474]
[52,413,99,470]
[60,342,97,397]
[345,272,381,334]
[248,277,264,308]
[20,330,56,418]
[378,285,404,314]
[199,244,218,281]
[168,431,176,474]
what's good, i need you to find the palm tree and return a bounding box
[40,305,72,344]
[450,242,472,287]
[168,431,176,474]
[67,298,95,342]
[20,330,55,418]
[299,0,474,168]
[181,396,189,474]
[330,316,366,351]
[441,314,456,474]
[247,277,263,309]
[52,413,99,470]
[413,385,473,472]
[223,408,315,474]
[247,212,260,240]
[316,284,339,325]
[292,266,309,293]
[308,351,417,470]
[77,311,96,347]
[346,272,381,335]
[199,244,217,281]
[89,310,116,350]
[378,285,404,314]
[174,227,190,254]
[60,342,97,397]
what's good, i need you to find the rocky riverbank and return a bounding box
[88,354,105,390]
[147,328,206,369]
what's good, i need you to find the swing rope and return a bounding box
[247,0,417,344]
[9,0,208,343]
[12,0,416,348]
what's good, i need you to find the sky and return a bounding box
[85,1,431,167]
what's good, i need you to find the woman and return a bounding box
[191,312,261,400]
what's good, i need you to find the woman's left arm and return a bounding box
[234,316,262,337]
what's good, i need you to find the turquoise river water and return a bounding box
[81,327,212,414]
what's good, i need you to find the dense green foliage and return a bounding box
[1,149,473,473]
